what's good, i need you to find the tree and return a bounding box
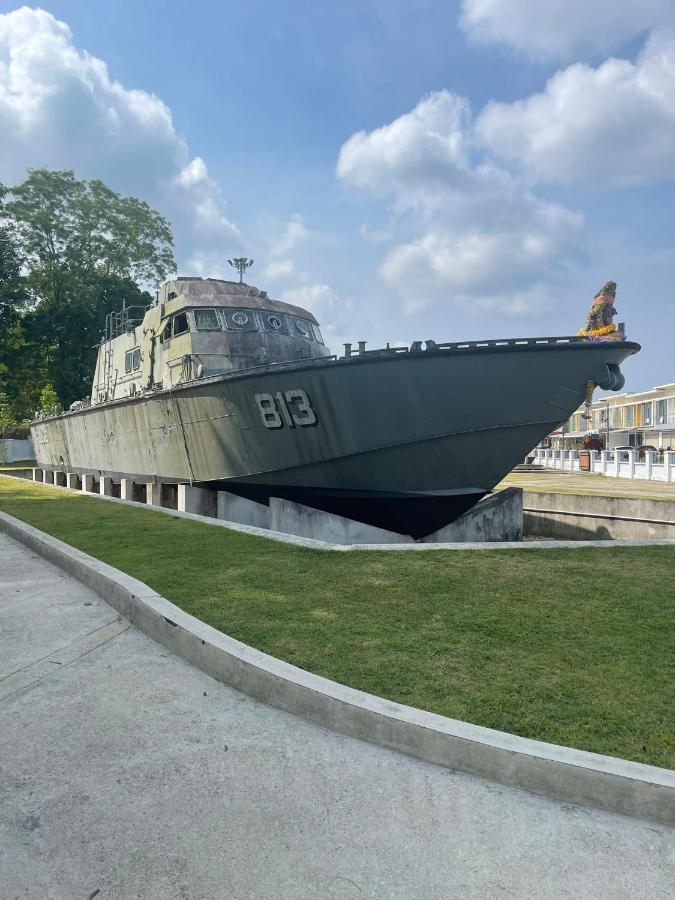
[0,169,176,413]
[0,390,16,463]
[0,185,31,421]
[38,383,62,416]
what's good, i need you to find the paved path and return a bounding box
[501,469,675,500]
[1,533,673,899]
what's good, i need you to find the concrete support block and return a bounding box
[32,468,44,483]
[66,473,80,490]
[54,471,66,487]
[81,474,95,493]
[178,484,217,518]
[269,497,410,544]
[43,470,55,485]
[146,483,163,507]
[423,487,523,543]
[217,491,270,529]
[100,476,115,497]
[120,478,135,501]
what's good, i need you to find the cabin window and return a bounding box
[173,312,189,337]
[262,313,288,334]
[125,348,142,372]
[194,308,220,331]
[293,318,311,338]
[312,324,324,344]
[222,308,258,331]
[160,320,172,343]
[124,350,133,374]
[132,347,141,370]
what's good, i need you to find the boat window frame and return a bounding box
[160,320,172,343]
[132,347,141,371]
[291,316,312,339]
[193,307,221,332]
[124,350,133,374]
[172,311,190,338]
[261,312,288,334]
[221,307,260,332]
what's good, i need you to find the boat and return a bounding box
[30,276,639,538]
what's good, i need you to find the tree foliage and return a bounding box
[0,169,176,420]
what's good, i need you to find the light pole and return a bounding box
[228,257,254,284]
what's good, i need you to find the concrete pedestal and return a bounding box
[269,498,410,544]
[32,469,43,483]
[120,479,135,501]
[66,473,81,490]
[146,483,163,507]
[100,476,115,497]
[54,472,66,487]
[178,485,216,518]
[421,488,523,543]
[81,474,95,493]
[43,470,55,485]
[217,491,270,529]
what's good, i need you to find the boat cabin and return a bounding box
[89,277,331,405]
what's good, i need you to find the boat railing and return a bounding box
[340,334,608,359]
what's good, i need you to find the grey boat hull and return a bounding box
[30,338,639,537]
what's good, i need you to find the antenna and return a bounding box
[228,257,255,284]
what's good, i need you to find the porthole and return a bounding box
[267,315,282,330]
[294,319,310,336]
[232,311,249,326]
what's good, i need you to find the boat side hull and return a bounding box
[30,341,638,536]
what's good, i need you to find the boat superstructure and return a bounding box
[31,277,640,537]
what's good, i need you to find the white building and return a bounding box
[545,382,675,451]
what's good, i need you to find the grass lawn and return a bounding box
[1,474,673,769]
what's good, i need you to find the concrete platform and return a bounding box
[502,469,675,501]
[1,533,673,898]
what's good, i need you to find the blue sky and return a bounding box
[1,1,674,391]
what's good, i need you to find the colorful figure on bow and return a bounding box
[578,281,624,341]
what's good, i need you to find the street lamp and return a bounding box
[228,257,255,284]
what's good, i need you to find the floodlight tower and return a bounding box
[228,257,255,284]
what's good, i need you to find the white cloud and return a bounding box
[460,0,675,60]
[475,29,675,186]
[338,91,582,314]
[262,259,297,281]
[0,6,238,278]
[268,214,309,256]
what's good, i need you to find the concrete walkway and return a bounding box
[1,534,673,900]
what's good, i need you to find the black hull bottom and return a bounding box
[204,481,487,539]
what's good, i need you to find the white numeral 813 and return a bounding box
[254,389,317,429]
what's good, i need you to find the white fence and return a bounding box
[534,448,675,483]
[0,438,34,464]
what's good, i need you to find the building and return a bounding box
[544,382,675,451]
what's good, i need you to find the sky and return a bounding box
[0,0,674,391]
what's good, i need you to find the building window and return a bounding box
[656,399,667,424]
[194,308,220,331]
[642,402,652,426]
[173,312,189,336]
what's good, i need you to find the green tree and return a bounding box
[0,185,31,421]
[38,383,62,416]
[1,169,176,412]
[0,389,16,463]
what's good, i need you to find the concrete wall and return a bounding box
[217,491,270,529]
[523,492,675,541]
[423,488,523,543]
[269,498,411,544]
[0,438,33,463]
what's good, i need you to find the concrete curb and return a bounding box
[1,509,673,825]
[4,474,675,551]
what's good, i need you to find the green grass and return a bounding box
[1,474,673,769]
[0,460,36,470]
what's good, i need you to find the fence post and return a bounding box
[627,450,636,479]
